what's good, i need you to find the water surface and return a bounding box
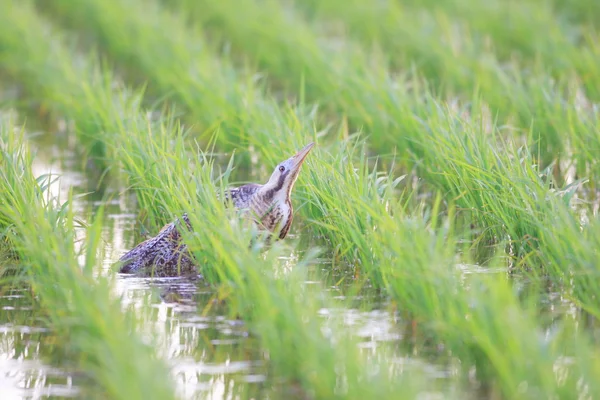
[6,130,586,399]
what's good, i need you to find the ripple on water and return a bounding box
[28,136,265,399]
[113,273,267,399]
[0,290,81,399]
[318,306,403,344]
[24,135,506,399]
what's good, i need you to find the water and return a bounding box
[0,289,80,399]
[27,133,271,399]
[1,132,421,399]
[8,130,589,399]
[114,276,267,399]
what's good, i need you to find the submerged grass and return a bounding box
[0,0,600,398]
[0,116,176,399]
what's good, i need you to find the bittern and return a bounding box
[118,142,315,276]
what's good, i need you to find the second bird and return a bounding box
[117,142,315,276]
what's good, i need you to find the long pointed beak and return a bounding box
[291,142,315,170]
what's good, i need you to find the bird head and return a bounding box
[262,142,315,201]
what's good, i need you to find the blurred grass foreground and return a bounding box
[1,0,600,399]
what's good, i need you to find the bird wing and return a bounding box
[225,184,261,208]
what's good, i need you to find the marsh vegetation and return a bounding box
[0,0,599,398]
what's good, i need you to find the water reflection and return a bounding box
[0,132,89,398]
[2,134,273,398]
[0,290,80,399]
[99,204,270,399]
[5,133,457,399]
[11,130,585,399]
[318,307,403,346]
[118,279,266,399]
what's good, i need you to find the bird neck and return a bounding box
[257,182,290,206]
[250,191,292,235]
[254,191,289,217]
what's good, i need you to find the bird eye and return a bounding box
[278,165,285,172]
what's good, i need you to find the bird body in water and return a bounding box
[117,143,315,276]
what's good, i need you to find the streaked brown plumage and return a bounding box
[117,143,315,276]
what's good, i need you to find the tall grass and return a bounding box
[1,0,600,398]
[163,0,600,179]
[33,0,600,308]
[113,122,437,399]
[37,0,600,194]
[0,116,176,399]
[300,140,600,397]
[52,0,600,318]
[294,0,599,77]
[0,3,438,398]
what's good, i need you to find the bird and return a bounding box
[117,142,315,277]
